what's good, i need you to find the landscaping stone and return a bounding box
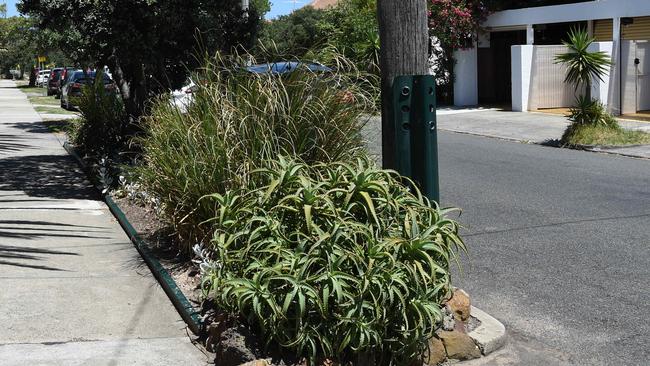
[446,288,471,321]
[239,360,272,366]
[424,336,447,366]
[441,305,456,331]
[437,325,481,361]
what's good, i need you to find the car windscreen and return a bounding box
[50,69,63,80]
[246,62,332,75]
[72,72,113,84]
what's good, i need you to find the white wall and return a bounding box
[453,47,478,106]
[484,0,650,28]
[511,45,534,112]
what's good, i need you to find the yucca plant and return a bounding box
[567,95,614,126]
[555,27,612,100]
[136,51,379,253]
[556,28,617,133]
[197,157,465,365]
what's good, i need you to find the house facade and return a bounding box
[454,0,650,115]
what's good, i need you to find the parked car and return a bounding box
[56,68,76,99]
[36,69,51,87]
[60,70,116,110]
[47,68,64,96]
[245,62,332,75]
[170,62,332,112]
[170,79,198,112]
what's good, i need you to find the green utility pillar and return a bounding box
[392,75,439,202]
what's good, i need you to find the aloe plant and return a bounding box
[197,157,466,365]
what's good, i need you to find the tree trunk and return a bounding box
[377,0,430,169]
[29,65,36,87]
[108,48,147,120]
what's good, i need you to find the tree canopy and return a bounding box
[18,0,264,117]
[0,16,71,79]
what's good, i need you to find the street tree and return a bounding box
[258,6,327,58]
[18,0,264,118]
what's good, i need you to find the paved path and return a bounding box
[0,80,207,365]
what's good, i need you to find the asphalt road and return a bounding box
[435,132,650,365]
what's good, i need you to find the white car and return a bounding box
[170,80,197,113]
[37,70,51,86]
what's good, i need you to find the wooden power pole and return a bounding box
[377,0,430,170]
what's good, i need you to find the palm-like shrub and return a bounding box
[568,95,615,126]
[555,28,611,100]
[137,52,378,253]
[197,157,465,365]
[555,28,617,138]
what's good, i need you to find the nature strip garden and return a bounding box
[55,50,506,365]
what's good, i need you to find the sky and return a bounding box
[4,0,303,19]
[4,1,19,16]
[266,0,308,19]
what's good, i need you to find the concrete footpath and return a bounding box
[0,80,207,365]
[435,108,650,159]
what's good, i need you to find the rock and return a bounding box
[441,305,456,331]
[238,360,272,366]
[437,328,481,361]
[215,324,262,366]
[446,289,471,321]
[425,336,447,366]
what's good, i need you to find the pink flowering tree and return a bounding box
[428,0,489,103]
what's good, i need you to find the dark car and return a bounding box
[47,68,64,96]
[56,67,76,99]
[60,70,116,110]
[245,62,332,75]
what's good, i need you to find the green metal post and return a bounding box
[392,75,439,202]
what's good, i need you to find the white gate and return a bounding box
[622,40,650,113]
[528,45,576,110]
[637,41,650,111]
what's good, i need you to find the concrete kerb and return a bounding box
[62,142,204,336]
[467,306,507,356]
